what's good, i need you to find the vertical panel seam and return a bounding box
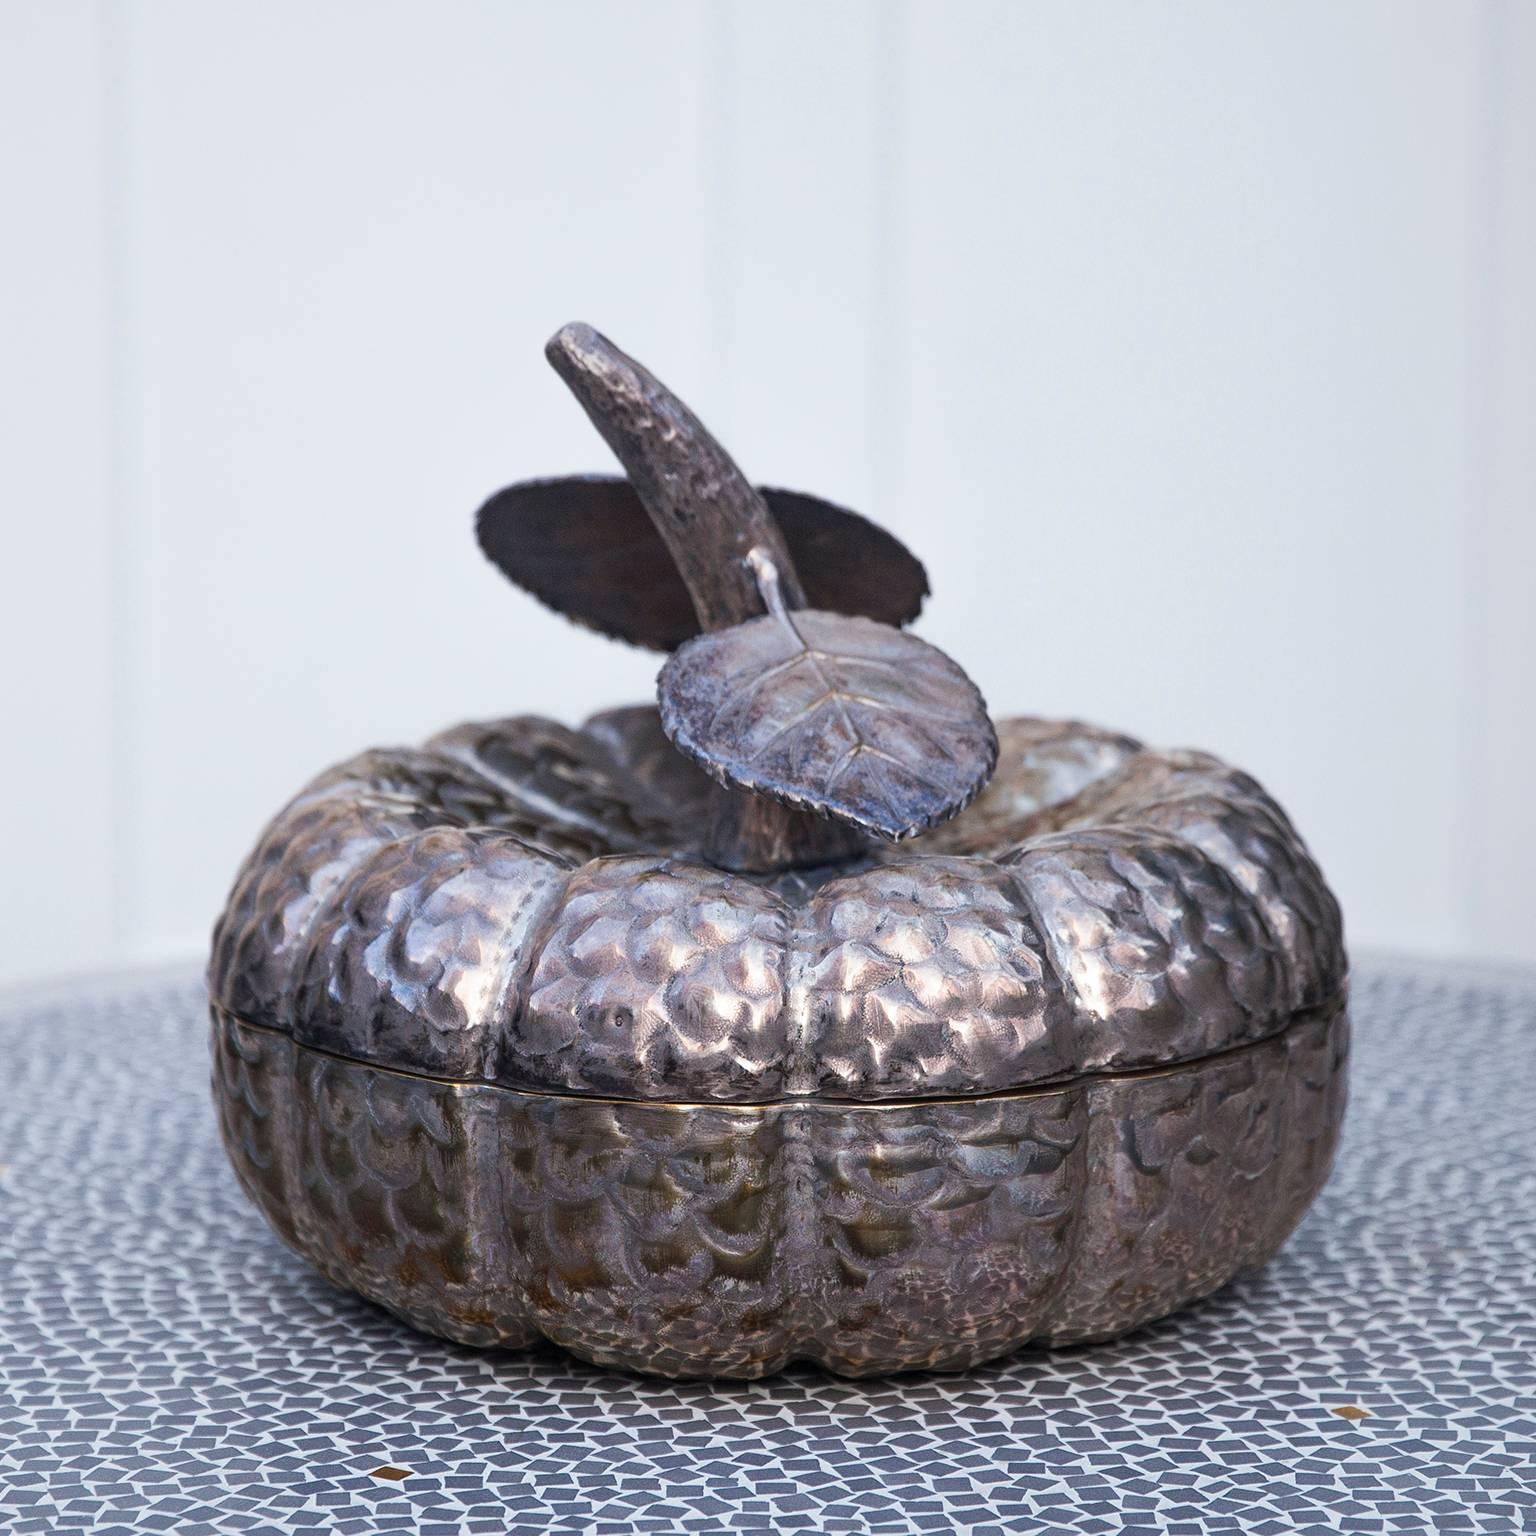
[868,0,909,535]
[701,0,736,430]
[1456,0,1505,951]
[99,0,139,959]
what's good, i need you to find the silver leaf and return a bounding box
[658,606,998,841]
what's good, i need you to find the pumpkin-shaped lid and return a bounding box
[209,325,1345,1104]
[209,709,1345,1103]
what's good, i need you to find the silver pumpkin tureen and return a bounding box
[209,325,1347,1379]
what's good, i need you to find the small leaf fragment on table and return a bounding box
[659,608,997,841]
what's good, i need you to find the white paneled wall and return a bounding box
[1,0,1532,987]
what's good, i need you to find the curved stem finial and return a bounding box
[546,323,862,874]
[545,324,807,633]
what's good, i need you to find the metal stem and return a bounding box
[545,324,806,630]
[545,323,862,873]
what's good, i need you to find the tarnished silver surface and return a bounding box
[210,713,1345,1103]
[209,323,1348,1378]
[211,999,1346,1379]
[208,708,1349,1377]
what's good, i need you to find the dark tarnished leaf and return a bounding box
[476,475,929,650]
[658,608,998,841]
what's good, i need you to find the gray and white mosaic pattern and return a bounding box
[2,961,1532,1534]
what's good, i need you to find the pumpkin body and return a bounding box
[209,709,1347,1378]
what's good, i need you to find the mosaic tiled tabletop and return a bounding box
[1,960,1532,1535]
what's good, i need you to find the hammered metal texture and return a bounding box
[211,1001,1346,1379]
[209,709,1347,1377]
[209,712,1347,1103]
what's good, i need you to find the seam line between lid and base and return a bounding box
[209,988,1349,1113]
